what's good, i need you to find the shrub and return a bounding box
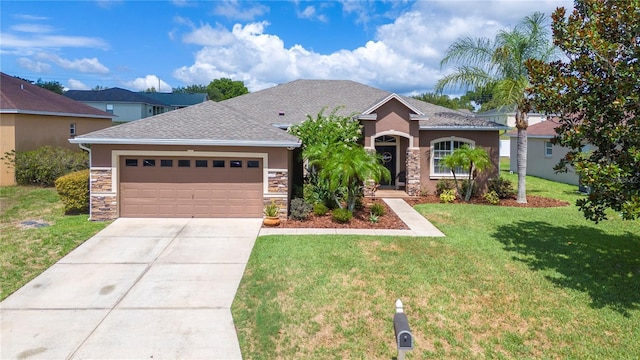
[289,198,312,220]
[461,179,479,199]
[55,169,90,215]
[436,179,455,195]
[488,177,515,199]
[5,146,88,187]
[263,199,280,217]
[440,189,456,203]
[313,203,329,216]
[331,208,353,223]
[483,190,501,205]
[370,202,385,217]
[369,213,380,223]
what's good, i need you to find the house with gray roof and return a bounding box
[141,92,209,110]
[71,79,508,220]
[65,88,172,122]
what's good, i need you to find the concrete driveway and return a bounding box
[1,218,262,360]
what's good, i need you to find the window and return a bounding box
[431,138,474,177]
[545,141,553,157]
[213,160,225,168]
[143,159,156,167]
[195,160,208,168]
[125,159,138,167]
[247,160,260,168]
[106,104,114,114]
[69,123,76,136]
[161,159,173,167]
[178,160,190,167]
[230,160,242,168]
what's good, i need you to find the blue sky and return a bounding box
[1,0,572,95]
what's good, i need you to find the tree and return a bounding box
[526,0,640,222]
[412,92,474,111]
[173,84,208,94]
[92,85,108,91]
[435,12,556,204]
[35,78,65,94]
[441,145,492,202]
[207,78,249,101]
[143,87,157,93]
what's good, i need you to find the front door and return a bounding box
[376,145,396,186]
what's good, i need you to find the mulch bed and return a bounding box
[266,195,570,230]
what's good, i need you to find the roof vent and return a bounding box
[21,84,24,90]
[278,110,285,116]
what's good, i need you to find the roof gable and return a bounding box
[0,72,113,118]
[360,93,427,120]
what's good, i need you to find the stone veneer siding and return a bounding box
[266,169,289,219]
[90,168,118,221]
[405,148,421,196]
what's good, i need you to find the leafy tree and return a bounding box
[143,87,157,93]
[526,0,640,222]
[173,84,208,94]
[435,12,556,204]
[35,78,65,94]
[92,85,108,90]
[412,92,474,111]
[207,78,249,101]
[441,145,492,202]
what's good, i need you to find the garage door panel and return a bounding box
[120,156,264,218]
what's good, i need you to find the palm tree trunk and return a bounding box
[515,110,528,203]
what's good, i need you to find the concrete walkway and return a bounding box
[260,198,445,237]
[1,218,262,360]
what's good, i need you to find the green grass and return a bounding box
[0,186,110,300]
[232,174,640,359]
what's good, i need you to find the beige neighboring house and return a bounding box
[509,119,588,186]
[476,106,547,128]
[0,73,113,186]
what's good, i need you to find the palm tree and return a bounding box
[441,145,492,202]
[435,12,555,203]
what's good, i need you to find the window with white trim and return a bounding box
[69,123,76,136]
[431,138,474,177]
[544,141,553,157]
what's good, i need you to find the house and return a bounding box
[476,106,547,128]
[0,73,114,186]
[65,88,172,122]
[141,92,209,110]
[70,79,508,220]
[509,119,587,186]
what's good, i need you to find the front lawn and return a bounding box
[0,186,109,300]
[232,175,640,358]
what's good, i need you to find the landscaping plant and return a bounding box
[54,169,90,214]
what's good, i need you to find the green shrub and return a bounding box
[5,146,88,187]
[313,203,329,216]
[461,179,479,198]
[331,208,353,223]
[55,169,90,215]
[440,189,456,203]
[488,177,515,199]
[289,198,312,220]
[370,202,385,217]
[369,213,380,223]
[436,179,455,195]
[483,190,501,205]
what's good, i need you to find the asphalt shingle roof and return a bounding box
[0,72,113,118]
[142,92,208,107]
[73,100,300,146]
[65,88,168,106]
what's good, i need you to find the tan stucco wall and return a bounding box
[510,137,580,185]
[419,130,501,194]
[363,99,420,148]
[0,113,111,186]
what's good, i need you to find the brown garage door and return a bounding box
[119,156,263,218]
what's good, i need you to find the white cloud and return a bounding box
[66,78,90,90]
[11,24,55,33]
[13,14,49,21]
[36,53,109,74]
[0,32,108,50]
[123,75,172,92]
[212,0,269,21]
[16,57,51,72]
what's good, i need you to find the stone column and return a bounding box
[266,169,288,219]
[90,168,118,220]
[405,148,421,196]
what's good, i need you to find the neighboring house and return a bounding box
[508,119,588,186]
[65,88,172,122]
[71,79,508,220]
[476,106,547,128]
[0,72,113,186]
[141,92,209,110]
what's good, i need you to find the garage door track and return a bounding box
[1,218,262,360]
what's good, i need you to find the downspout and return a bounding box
[78,143,92,220]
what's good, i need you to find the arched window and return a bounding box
[430,137,475,177]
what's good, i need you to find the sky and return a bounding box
[0,0,573,96]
